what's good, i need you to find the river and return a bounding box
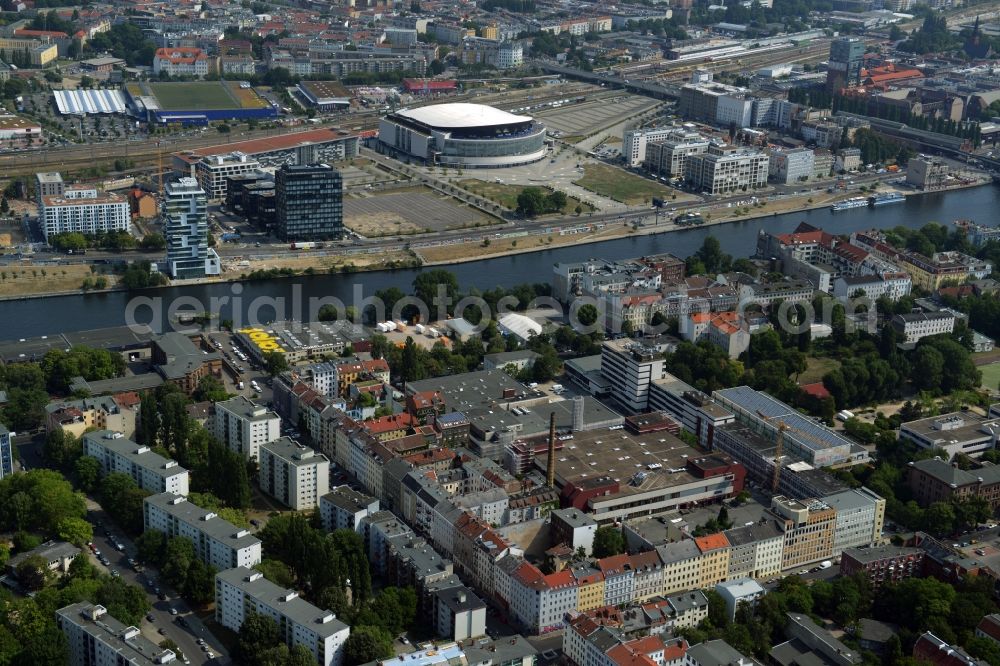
[2,185,996,341]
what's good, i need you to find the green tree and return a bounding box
[516,187,547,216]
[56,517,93,546]
[73,455,100,493]
[344,626,394,664]
[237,611,283,666]
[160,537,195,591]
[592,525,625,558]
[412,269,459,309]
[182,558,216,605]
[95,577,151,626]
[0,469,86,534]
[255,559,296,588]
[577,304,599,327]
[263,351,289,377]
[135,530,166,566]
[98,472,149,534]
[15,555,50,591]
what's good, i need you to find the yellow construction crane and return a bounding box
[757,409,834,493]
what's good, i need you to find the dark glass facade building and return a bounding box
[275,164,343,241]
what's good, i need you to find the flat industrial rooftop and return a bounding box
[533,425,708,493]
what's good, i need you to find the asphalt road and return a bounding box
[87,504,230,665]
[13,435,230,665]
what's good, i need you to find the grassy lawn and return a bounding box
[797,357,840,385]
[980,361,1000,390]
[573,163,677,205]
[458,179,595,215]
[0,263,116,296]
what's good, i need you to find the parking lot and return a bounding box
[344,187,492,237]
[86,503,230,665]
[534,95,660,138]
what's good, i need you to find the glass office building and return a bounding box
[275,164,343,241]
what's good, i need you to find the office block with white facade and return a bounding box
[259,438,330,510]
[144,492,261,570]
[40,187,130,241]
[686,145,768,195]
[823,487,885,552]
[216,567,349,666]
[83,430,189,496]
[623,126,691,167]
[58,602,177,666]
[768,148,815,184]
[213,396,280,460]
[645,133,710,178]
[195,152,261,200]
[600,339,665,412]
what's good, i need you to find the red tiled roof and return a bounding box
[694,533,730,552]
[800,382,831,400]
[598,554,632,575]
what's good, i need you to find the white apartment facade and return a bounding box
[645,134,711,178]
[891,312,956,344]
[319,485,380,533]
[213,396,280,460]
[58,602,177,666]
[143,493,261,570]
[164,177,220,279]
[768,148,815,184]
[686,145,769,195]
[83,431,189,496]
[623,126,690,167]
[258,438,330,510]
[216,567,349,666]
[496,41,523,69]
[40,190,130,241]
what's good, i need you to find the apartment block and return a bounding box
[644,132,710,176]
[83,431,189,496]
[258,438,330,511]
[623,126,691,166]
[891,312,956,344]
[320,485,380,533]
[46,393,139,440]
[143,493,261,570]
[213,396,281,460]
[839,545,924,588]
[58,602,177,666]
[907,457,1000,508]
[40,188,131,241]
[216,567,349,666]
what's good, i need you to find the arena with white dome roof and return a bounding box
[378,102,548,168]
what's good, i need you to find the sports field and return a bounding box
[980,361,1000,390]
[145,82,237,110]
